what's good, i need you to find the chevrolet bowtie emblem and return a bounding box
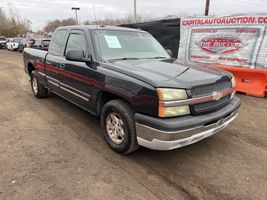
[213,91,223,101]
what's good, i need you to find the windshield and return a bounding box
[14,38,22,43]
[92,30,170,61]
[43,40,50,46]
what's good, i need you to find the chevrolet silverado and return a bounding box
[23,25,241,154]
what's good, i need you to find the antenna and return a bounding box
[90,0,97,25]
[134,0,137,23]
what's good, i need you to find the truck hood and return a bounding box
[103,59,231,89]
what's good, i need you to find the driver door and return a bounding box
[59,30,94,110]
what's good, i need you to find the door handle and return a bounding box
[59,63,65,69]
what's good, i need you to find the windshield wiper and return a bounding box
[145,56,168,59]
[107,56,168,62]
[108,57,140,62]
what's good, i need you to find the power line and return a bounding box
[226,0,267,8]
[209,0,267,14]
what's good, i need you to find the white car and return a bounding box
[6,38,22,51]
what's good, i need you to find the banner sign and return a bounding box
[178,15,267,69]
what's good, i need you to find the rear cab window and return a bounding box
[49,29,68,56]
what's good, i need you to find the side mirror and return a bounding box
[66,49,88,62]
[166,49,174,58]
[66,50,96,69]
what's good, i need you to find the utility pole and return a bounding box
[71,7,80,25]
[134,0,137,23]
[205,0,210,16]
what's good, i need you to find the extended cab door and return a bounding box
[45,29,68,92]
[59,30,95,111]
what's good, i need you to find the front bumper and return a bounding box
[135,97,241,150]
[13,45,19,50]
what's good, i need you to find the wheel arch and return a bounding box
[27,62,36,75]
[96,91,133,117]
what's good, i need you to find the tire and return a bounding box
[101,99,139,154]
[30,72,48,98]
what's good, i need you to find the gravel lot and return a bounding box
[0,49,266,200]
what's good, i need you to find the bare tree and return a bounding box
[83,14,153,26]
[43,18,76,32]
[0,6,27,37]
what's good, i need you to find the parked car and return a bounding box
[18,38,28,53]
[0,36,7,49]
[23,25,240,154]
[7,38,22,51]
[32,39,51,51]
[26,39,35,48]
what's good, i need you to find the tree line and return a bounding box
[43,14,154,33]
[0,8,28,37]
[1,3,178,36]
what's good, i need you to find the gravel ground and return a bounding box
[0,49,266,200]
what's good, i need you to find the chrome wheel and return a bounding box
[32,76,38,95]
[106,112,125,144]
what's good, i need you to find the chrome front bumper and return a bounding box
[135,97,240,151]
[136,112,237,150]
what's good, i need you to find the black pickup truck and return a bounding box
[23,25,240,154]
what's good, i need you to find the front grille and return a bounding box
[193,95,231,114]
[190,81,232,115]
[191,81,232,98]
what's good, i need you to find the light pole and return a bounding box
[27,20,32,32]
[71,7,80,25]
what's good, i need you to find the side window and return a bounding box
[49,29,68,56]
[65,32,87,56]
[34,40,40,47]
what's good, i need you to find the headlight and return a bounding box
[231,77,236,88]
[156,88,187,101]
[157,88,190,117]
[159,105,190,118]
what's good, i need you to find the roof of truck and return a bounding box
[56,25,146,33]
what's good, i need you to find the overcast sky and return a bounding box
[1,0,267,31]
